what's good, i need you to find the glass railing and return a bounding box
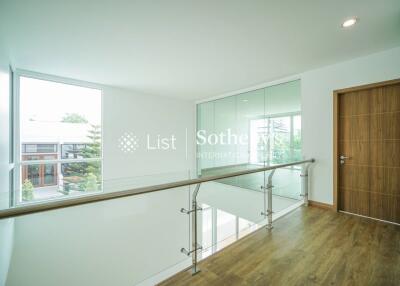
[0,159,314,286]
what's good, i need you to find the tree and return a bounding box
[62,124,101,192]
[61,113,88,123]
[81,124,101,181]
[83,173,98,192]
[81,125,101,159]
[22,179,34,201]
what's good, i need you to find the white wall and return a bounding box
[0,48,14,286]
[302,46,400,204]
[6,186,192,286]
[3,83,196,286]
[102,86,195,181]
[0,53,196,285]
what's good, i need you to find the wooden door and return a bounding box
[336,80,400,224]
[22,154,58,187]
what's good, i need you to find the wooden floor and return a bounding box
[159,206,400,286]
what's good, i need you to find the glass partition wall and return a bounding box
[197,79,302,202]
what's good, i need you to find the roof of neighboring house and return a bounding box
[21,121,93,143]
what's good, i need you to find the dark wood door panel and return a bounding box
[384,167,400,196]
[370,85,400,113]
[339,90,371,116]
[339,165,369,191]
[339,189,369,217]
[338,82,400,224]
[370,193,400,223]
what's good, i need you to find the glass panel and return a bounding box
[270,116,291,165]
[293,115,302,161]
[17,76,102,206]
[249,118,268,165]
[2,183,191,286]
[26,165,40,188]
[238,217,259,239]
[36,144,57,153]
[216,209,236,250]
[61,143,93,159]
[213,96,236,168]
[265,80,301,116]
[236,88,265,166]
[196,101,215,173]
[196,80,302,224]
[271,168,302,203]
[61,144,74,159]
[196,172,266,257]
[24,144,37,153]
[201,203,213,255]
[22,155,40,161]
[19,161,102,203]
[61,161,102,193]
[43,164,56,185]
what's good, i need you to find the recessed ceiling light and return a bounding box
[342,17,357,28]
[242,99,249,102]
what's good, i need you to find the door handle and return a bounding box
[340,155,350,165]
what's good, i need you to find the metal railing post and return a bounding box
[191,184,200,275]
[301,160,314,206]
[180,183,202,275]
[266,170,275,230]
[261,169,275,230]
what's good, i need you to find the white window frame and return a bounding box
[13,69,104,205]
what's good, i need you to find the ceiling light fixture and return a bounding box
[342,17,357,28]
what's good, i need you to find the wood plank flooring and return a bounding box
[159,206,400,286]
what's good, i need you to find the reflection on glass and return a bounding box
[197,80,302,203]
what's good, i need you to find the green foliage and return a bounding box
[84,173,98,192]
[61,113,88,124]
[62,124,101,192]
[22,179,34,201]
[81,125,101,159]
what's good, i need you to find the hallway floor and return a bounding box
[159,206,400,286]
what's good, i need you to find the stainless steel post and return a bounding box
[179,183,202,274]
[301,161,314,206]
[191,183,201,275]
[266,170,275,230]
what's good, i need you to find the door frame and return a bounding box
[332,78,400,212]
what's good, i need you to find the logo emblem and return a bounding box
[118,132,139,153]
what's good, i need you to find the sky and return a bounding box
[20,76,102,125]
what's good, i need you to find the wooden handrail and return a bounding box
[0,159,315,219]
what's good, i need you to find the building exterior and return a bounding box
[21,121,92,191]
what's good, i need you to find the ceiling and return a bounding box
[1,0,399,100]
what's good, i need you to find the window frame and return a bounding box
[13,69,104,205]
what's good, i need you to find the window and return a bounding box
[249,113,301,166]
[61,143,89,159]
[22,143,57,154]
[16,72,102,204]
